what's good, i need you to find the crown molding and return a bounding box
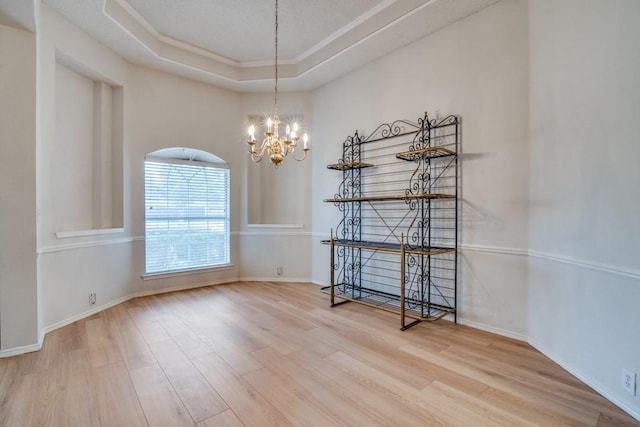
[99,0,500,92]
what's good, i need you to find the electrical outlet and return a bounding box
[622,369,636,396]
[89,292,97,306]
[276,266,283,276]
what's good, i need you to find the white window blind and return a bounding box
[144,159,230,274]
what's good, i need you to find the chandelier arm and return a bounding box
[257,139,271,156]
[250,152,265,163]
[291,149,308,162]
[282,141,292,157]
[249,139,269,161]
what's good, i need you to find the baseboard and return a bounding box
[132,277,239,298]
[12,282,638,423]
[529,338,640,422]
[309,279,527,342]
[1,278,241,358]
[9,277,312,357]
[41,295,131,337]
[0,342,42,358]
[238,276,310,283]
[457,318,527,342]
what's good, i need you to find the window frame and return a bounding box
[143,154,231,276]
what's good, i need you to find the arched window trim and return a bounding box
[143,148,231,277]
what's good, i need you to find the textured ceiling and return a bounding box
[42,0,501,92]
[0,0,36,31]
[125,0,385,63]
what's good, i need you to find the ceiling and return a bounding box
[39,0,500,92]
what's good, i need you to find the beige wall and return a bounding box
[528,0,640,418]
[0,25,38,350]
[241,91,313,227]
[126,65,242,295]
[37,4,134,330]
[311,0,531,338]
[52,62,95,231]
[238,91,313,281]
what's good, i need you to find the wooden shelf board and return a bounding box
[326,162,375,170]
[324,193,455,203]
[395,146,456,161]
[320,239,456,256]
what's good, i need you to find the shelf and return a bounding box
[326,162,375,170]
[325,113,459,330]
[321,239,455,255]
[324,193,455,203]
[321,284,455,322]
[395,146,456,161]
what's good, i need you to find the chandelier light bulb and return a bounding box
[248,125,255,138]
[293,122,299,132]
[285,124,291,136]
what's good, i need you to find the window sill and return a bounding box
[56,227,125,239]
[141,264,235,281]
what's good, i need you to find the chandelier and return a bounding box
[247,0,309,167]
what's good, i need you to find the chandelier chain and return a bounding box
[274,0,279,116]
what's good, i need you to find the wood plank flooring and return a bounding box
[0,281,637,426]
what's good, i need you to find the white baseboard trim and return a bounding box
[3,277,314,357]
[457,318,527,342]
[1,277,241,358]
[0,342,42,358]
[528,338,640,422]
[237,276,311,283]
[39,276,316,341]
[41,295,132,337]
[310,279,526,342]
[131,277,239,298]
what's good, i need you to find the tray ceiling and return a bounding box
[42,0,501,92]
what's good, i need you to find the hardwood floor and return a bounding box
[0,281,637,426]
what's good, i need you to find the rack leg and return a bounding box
[331,300,351,307]
[328,229,351,307]
[400,233,406,329]
[400,319,422,331]
[330,229,335,306]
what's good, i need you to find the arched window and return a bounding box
[144,148,230,274]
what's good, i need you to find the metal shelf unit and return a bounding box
[322,113,460,330]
